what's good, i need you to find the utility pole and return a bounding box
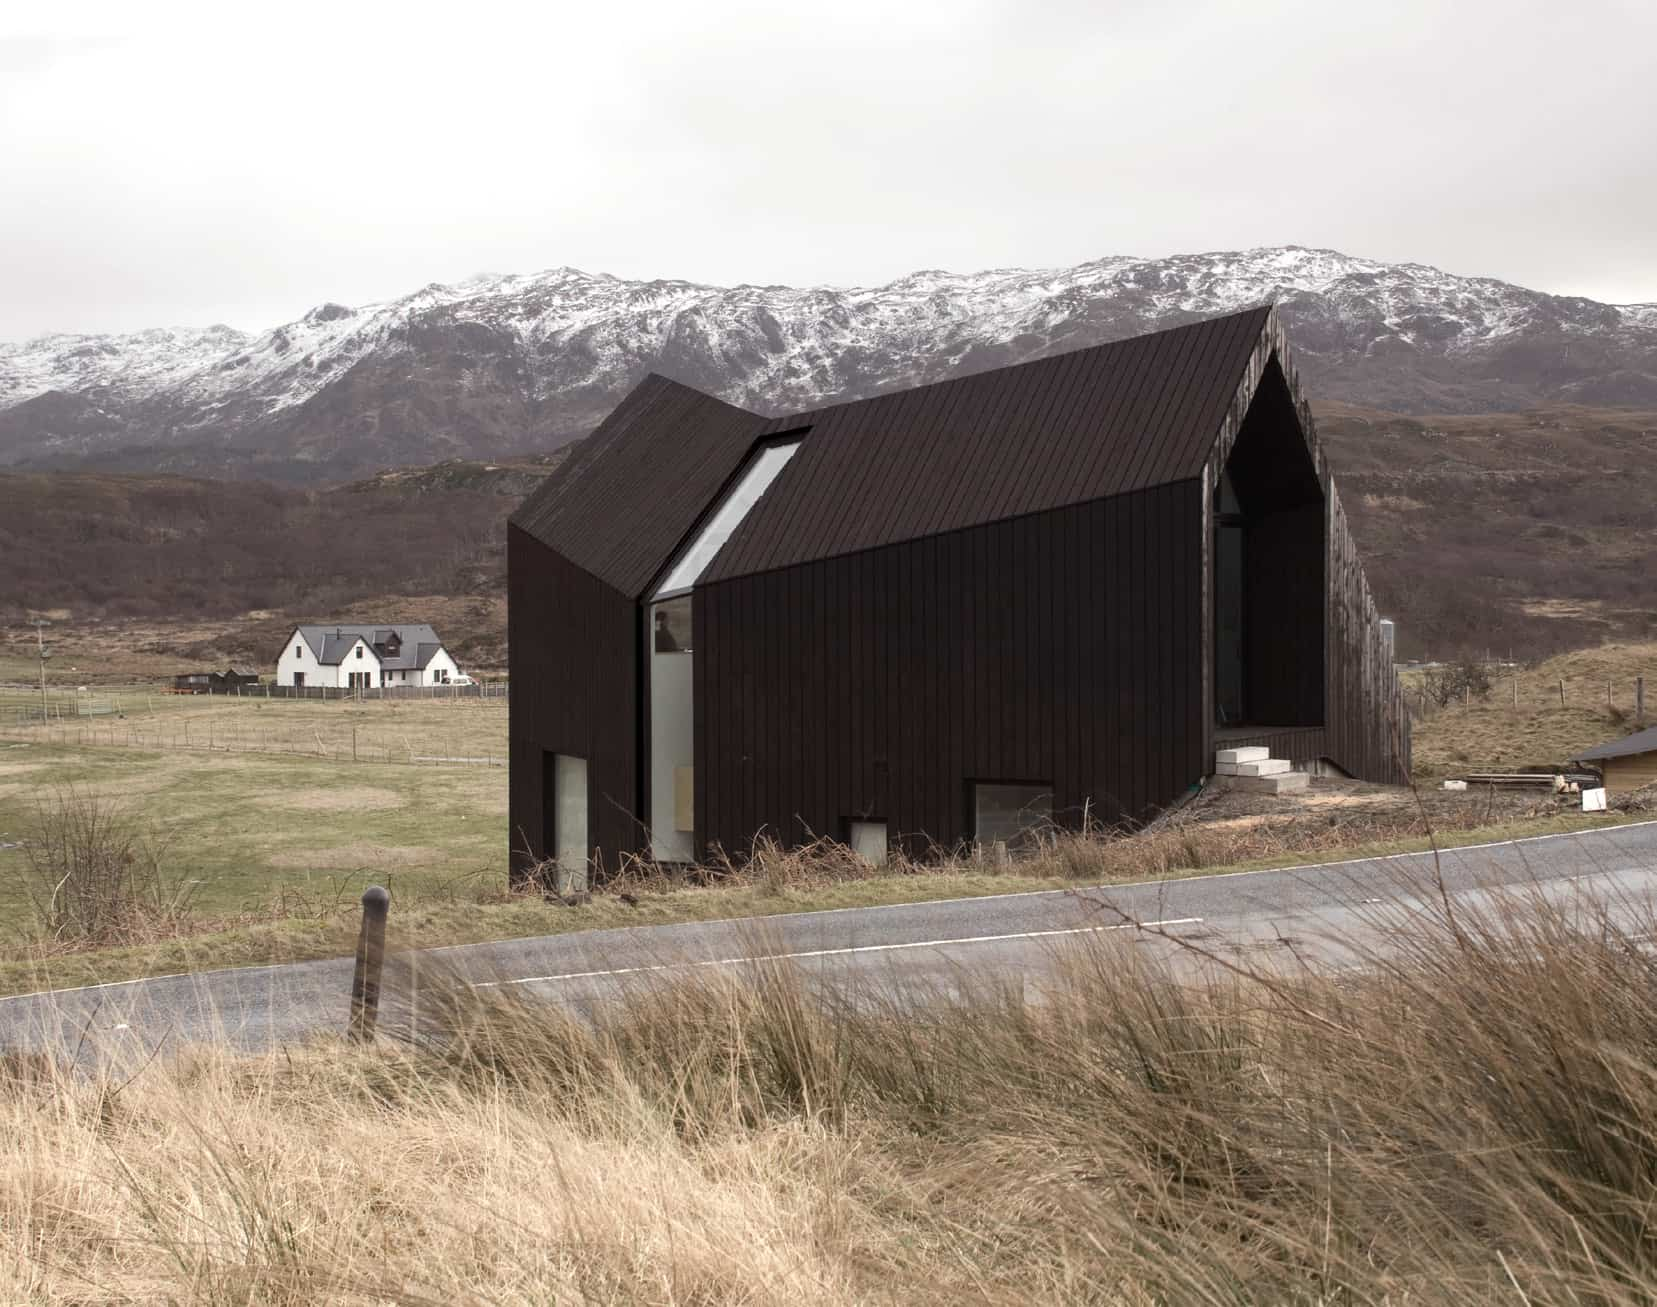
[30,617,49,723]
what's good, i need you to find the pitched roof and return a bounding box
[1573,725,1657,763]
[293,623,445,670]
[511,306,1276,594]
[508,373,770,599]
[703,307,1272,583]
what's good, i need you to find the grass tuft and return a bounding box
[14,881,1657,1300]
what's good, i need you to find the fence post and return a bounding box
[1559,678,1566,709]
[1639,676,1647,722]
[349,885,390,1041]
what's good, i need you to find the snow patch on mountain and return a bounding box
[2,246,1654,478]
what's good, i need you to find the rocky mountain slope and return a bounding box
[4,247,1655,480]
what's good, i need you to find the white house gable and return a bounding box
[274,623,464,690]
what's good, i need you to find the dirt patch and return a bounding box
[266,844,443,870]
[0,763,43,778]
[259,787,407,813]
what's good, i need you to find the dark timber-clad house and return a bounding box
[507,307,1409,881]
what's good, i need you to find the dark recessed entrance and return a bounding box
[1213,358,1327,731]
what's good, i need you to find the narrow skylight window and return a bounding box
[652,438,803,598]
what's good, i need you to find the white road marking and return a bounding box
[3,819,1653,1007]
[479,918,1206,988]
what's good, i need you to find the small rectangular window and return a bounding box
[295,645,302,658]
[848,820,888,866]
[356,646,363,659]
[652,595,692,653]
[973,783,1053,849]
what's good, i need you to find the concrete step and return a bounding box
[1213,770,1310,795]
[1216,757,1292,777]
[1215,746,1270,765]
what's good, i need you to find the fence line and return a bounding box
[0,686,508,766]
[0,718,505,766]
[1405,668,1650,724]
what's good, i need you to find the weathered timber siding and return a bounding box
[507,524,643,879]
[693,481,1206,859]
[1324,481,1411,783]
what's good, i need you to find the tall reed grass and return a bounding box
[8,866,1657,1303]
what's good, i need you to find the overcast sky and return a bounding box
[2,0,1654,341]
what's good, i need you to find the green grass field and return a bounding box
[1,668,1651,998]
[0,738,506,943]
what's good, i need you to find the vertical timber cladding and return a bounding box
[1325,482,1412,783]
[693,481,1207,859]
[507,525,643,881]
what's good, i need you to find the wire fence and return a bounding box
[0,716,505,766]
[0,683,508,766]
[1403,666,1650,723]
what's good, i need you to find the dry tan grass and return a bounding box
[1410,640,1657,777]
[600,778,1592,900]
[257,786,409,813]
[13,878,1657,1303]
[264,843,445,869]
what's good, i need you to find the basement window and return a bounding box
[847,820,888,866]
[973,783,1053,850]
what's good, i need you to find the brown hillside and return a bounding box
[1317,404,1657,660]
[1,409,1652,667]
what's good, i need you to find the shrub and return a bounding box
[1422,657,1493,707]
[20,786,196,945]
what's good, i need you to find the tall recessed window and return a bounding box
[646,434,805,863]
[545,753,588,881]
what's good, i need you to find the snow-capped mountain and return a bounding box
[4,246,1655,480]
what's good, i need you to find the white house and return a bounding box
[275,624,464,689]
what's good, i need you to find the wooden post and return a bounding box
[1512,676,1519,709]
[349,886,390,1041]
[352,725,357,762]
[1559,678,1566,709]
[1639,676,1647,722]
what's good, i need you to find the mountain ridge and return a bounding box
[5,245,1657,480]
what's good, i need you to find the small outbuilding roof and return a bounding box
[1573,725,1657,763]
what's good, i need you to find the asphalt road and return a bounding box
[5,819,1657,1068]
